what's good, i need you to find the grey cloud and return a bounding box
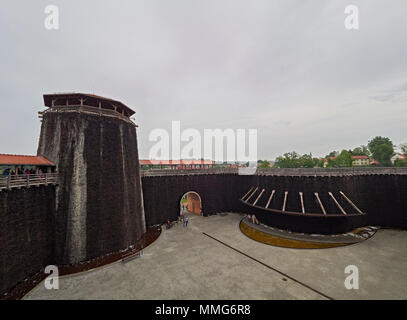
[0,0,406,160]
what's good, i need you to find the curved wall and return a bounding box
[141,173,407,234]
[37,112,146,265]
[141,174,248,226]
[0,186,55,295]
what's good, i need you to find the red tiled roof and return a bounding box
[0,154,55,166]
[140,160,215,165]
[351,155,369,160]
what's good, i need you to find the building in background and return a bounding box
[140,159,215,170]
[351,155,370,166]
[0,154,55,175]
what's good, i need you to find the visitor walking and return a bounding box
[185,217,189,227]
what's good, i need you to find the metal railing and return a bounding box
[141,167,407,177]
[0,173,58,190]
[39,105,136,126]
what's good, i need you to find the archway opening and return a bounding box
[180,191,202,216]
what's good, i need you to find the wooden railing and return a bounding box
[39,105,137,126]
[141,167,407,177]
[0,173,58,191]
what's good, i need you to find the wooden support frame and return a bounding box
[299,192,305,214]
[314,192,326,215]
[328,192,347,215]
[253,189,265,206]
[339,191,364,214]
[241,187,254,201]
[282,191,288,212]
[245,187,258,202]
[265,190,275,209]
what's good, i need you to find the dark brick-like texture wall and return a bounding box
[0,186,55,295]
[141,174,248,226]
[142,173,407,234]
[37,112,145,265]
[0,172,406,296]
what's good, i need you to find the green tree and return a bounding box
[275,152,301,168]
[258,160,270,168]
[368,136,394,166]
[352,145,370,156]
[399,143,407,154]
[299,154,315,168]
[395,159,407,167]
[316,159,325,167]
[325,151,338,158]
[336,150,353,167]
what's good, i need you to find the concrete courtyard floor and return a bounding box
[25,212,407,300]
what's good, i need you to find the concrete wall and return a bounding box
[0,186,55,295]
[37,112,146,265]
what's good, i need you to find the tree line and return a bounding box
[259,136,407,168]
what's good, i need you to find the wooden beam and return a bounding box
[241,187,254,201]
[339,191,363,214]
[245,187,258,202]
[299,192,305,214]
[282,191,288,212]
[328,192,347,215]
[253,189,265,206]
[314,192,326,215]
[265,190,275,209]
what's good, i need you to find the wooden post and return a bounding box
[253,189,265,206]
[328,192,346,215]
[245,187,259,202]
[314,192,326,215]
[241,187,254,201]
[299,192,305,214]
[339,191,364,214]
[6,176,10,190]
[265,190,275,209]
[282,191,288,212]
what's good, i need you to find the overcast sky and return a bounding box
[0,0,406,160]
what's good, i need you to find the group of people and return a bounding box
[1,166,46,176]
[166,215,189,229]
[2,167,37,176]
[247,214,259,225]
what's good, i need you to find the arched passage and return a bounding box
[180,191,202,216]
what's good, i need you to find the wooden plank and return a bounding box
[299,192,305,214]
[245,187,258,202]
[314,192,326,215]
[282,191,288,212]
[241,187,254,201]
[265,190,275,209]
[253,189,265,206]
[328,192,347,215]
[339,191,363,214]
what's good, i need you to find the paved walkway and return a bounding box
[25,213,407,299]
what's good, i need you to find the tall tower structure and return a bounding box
[37,93,146,265]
